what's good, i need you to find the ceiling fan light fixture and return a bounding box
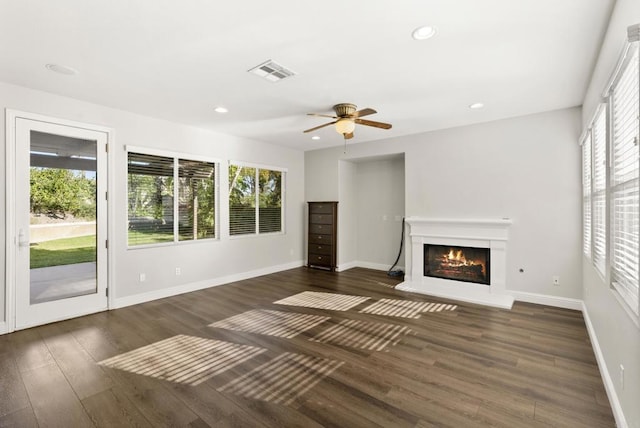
[412,26,437,40]
[469,102,484,109]
[335,118,356,135]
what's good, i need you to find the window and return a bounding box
[583,27,640,320]
[592,107,607,275]
[178,159,216,241]
[229,165,256,236]
[259,169,283,233]
[610,42,639,314]
[128,149,217,246]
[582,132,592,257]
[229,163,284,236]
[127,153,175,246]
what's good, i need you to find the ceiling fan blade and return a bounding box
[354,108,377,118]
[303,121,336,133]
[307,113,338,119]
[355,118,392,129]
[344,132,354,140]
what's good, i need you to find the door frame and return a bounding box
[5,109,116,333]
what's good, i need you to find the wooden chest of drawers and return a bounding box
[307,201,337,271]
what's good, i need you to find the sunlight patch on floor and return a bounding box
[99,334,266,386]
[274,291,370,311]
[359,299,457,318]
[209,309,330,338]
[218,352,343,405]
[309,319,410,351]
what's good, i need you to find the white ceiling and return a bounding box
[0,0,615,151]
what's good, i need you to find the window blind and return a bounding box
[258,170,282,234]
[229,164,285,236]
[610,43,639,314]
[127,153,175,246]
[592,108,607,275]
[582,133,592,257]
[128,151,217,246]
[178,159,216,241]
[229,165,257,236]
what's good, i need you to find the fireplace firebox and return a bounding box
[424,244,490,285]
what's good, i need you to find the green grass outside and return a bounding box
[127,230,174,246]
[29,230,202,269]
[30,235,96,269]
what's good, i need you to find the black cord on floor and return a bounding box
[388,217,405,277]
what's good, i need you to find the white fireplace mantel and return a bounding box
[396,217,515,309]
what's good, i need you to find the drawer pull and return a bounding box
[317,235,322,239]
[318,246,322,250]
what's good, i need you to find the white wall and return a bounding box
[337,160,358,268]
[306,107,583,300]
[1,81,305,326]
[581,1,640,426]
[583,0,640,128]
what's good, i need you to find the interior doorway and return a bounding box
[337,154,406,271]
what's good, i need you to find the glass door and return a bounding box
[14,118,108,329]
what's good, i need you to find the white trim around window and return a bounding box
[227,160,288,239]
[125,145,221,249]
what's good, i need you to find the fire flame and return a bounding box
[447,249,467,264]
[442,248,484,274]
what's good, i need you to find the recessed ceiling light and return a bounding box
[311,136,320,140]
[45,64,78,75]
[469,102,484,109]
[214,106,228,113]
[411,26,437,40]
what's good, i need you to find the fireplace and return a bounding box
[396,217,514,309]
[424,244,490,285]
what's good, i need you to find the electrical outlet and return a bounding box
[139,273,146,282]
[552,276,560,286]
[175,267,181,276]
[620,364,625,389]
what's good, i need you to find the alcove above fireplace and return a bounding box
[396,218,514,309]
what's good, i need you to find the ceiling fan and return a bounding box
[303,103,392,139]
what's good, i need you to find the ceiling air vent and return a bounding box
[248,60,296,82]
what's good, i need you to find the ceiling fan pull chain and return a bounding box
[344,134,347,154]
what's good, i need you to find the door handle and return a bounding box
[18,229,29,248]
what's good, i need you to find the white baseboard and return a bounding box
[0,321,7,335]
[337,261,404,273]
[397,280,514,309]
[113,260,304,309]
[582,303,628,428]
[356,261,404,272]
[336,261,358,272]
[509,290,583,311]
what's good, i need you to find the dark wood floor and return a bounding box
[0,267,615,427]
